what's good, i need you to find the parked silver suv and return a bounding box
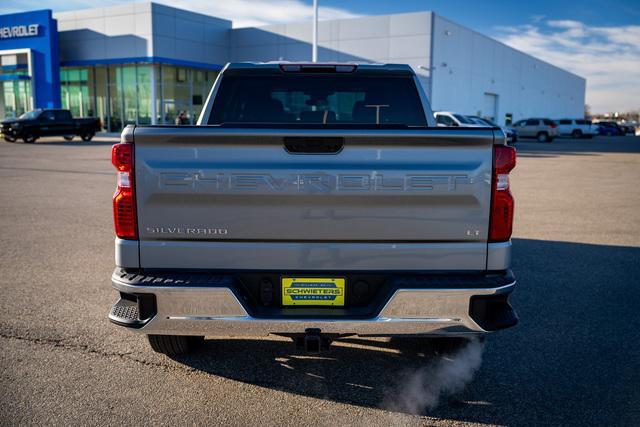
[512,118,558,142]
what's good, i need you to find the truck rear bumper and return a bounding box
[109,269,517,337]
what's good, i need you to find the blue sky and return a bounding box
[2,0,639,113]
[323,0,640,33]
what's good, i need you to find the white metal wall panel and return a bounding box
[229,12,434,97]
[430,15,585,123]
[54,3,231,65]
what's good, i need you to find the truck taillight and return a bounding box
[111,132,137,239]
[489,145,516,242]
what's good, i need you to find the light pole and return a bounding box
[312,0,318,62]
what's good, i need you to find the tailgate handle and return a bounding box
[283,137,344,154]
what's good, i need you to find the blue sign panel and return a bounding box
[0,9,60,109]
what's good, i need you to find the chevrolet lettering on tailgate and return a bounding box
[159,172,474,193]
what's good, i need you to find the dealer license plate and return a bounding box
[281,277,345,306]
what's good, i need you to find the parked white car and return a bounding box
[434,111,483,127]
[556,119,598,139]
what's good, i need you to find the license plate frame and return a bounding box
[281,277,346,307]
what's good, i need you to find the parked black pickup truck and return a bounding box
[1,109,102,143]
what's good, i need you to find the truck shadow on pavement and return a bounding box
[14,139,116,147]
[170,238,640,426]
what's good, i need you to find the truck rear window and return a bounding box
[208,74,427,127]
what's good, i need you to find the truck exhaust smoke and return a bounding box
[382,337,485,414]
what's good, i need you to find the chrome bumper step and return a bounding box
[109,268,517,337]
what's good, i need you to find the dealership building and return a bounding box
[0,3,585,131]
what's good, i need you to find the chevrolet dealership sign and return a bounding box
[0,9,60,109]
[0,24,39,39]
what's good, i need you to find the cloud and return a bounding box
[530,14,545,24]
[495,20,640,114]
[0,0,359,28]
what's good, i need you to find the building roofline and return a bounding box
[10,5,581,83]
[60,56,223,71]
[0,9,53,19]
[248,10,431,30]
[241,9,581,82]
[53,1,232,26]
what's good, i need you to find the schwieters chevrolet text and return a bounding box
[108,62,518,355]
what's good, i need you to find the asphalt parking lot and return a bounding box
[1,134,639,426]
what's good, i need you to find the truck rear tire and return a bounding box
[22,133,37,143]
[147,335,204,355]
[80,132,94,141]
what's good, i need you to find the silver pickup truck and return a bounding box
[108,62,517,355]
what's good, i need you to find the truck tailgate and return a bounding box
[133,127,495,270]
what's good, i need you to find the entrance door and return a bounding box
[1,79,32,119]
[483,93,498,123]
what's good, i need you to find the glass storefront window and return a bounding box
[177,67,187,83]
[106,64,147,130]
[108,65,122,131]
[121,66,137,126]
[94,67,108,131]
[161,65,176,124]
[155,65,163,125]
[175,75,191,124]
[58,63,219,131]
[193,70,204,121]
[60,68,93,118]
[197,71,218,123]
[1,80,31,118]
[159,66,219,124]
[0,53,32,118]
[137,65,152,125]
[160,65,191,124]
